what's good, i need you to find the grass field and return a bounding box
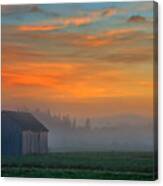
[1,152,157,180]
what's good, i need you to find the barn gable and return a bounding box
[2,111,48,132]
[1,111,48,156]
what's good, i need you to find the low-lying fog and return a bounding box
[31,109,155,152]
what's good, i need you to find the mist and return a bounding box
[29,109,154,152]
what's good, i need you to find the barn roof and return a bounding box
[2,111,48,132]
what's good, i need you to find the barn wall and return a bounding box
[39,132,48,153]
[44,132,48,153]
[22,131,29,154]
[31,132,35,153]
[22,131,35,154]
[2,116,22,156]
[22,131,48,154]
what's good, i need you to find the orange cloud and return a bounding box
[2,71,52,88]
[2,44,46,64]
[2,59,153,119]
[139,81,153,88]
[17,17,92,32]
[18,25,63,31]
[15,7,119,33]
[105,28,137,37]
[34,7,118,29]
[71,34,111,47]
[2,61,153,101]
[57,8,117,27]
[58,16,92,26]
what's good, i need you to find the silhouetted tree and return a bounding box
[72,118,77,129]
[85,118,91,130]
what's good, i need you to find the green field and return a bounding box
[1,152,157,180]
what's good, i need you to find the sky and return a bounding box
[1,1,155,118]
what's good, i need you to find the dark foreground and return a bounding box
[1,152,157,180]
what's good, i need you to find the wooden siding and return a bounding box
[39,132,48,153]
[1,116,22,156]
[22,131,48,154]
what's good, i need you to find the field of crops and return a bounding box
[1,152,157,180]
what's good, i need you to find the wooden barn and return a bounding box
[1,111,48,156]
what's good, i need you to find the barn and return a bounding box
[1,110,48,156]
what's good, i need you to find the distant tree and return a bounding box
[72,118,76,129]
[17,108,21,112]
[47,108,51,117]
[85,118,91,130]
[35,108,40,113]
[62,114,71,129]
[22,105,29,112]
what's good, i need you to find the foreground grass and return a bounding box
[1,152,157,180]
